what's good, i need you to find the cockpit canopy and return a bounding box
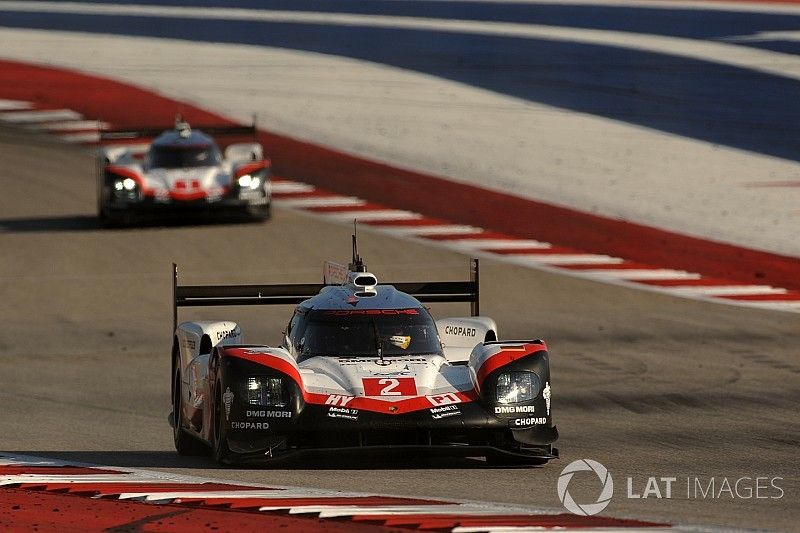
[149,144,221,169]
[286,307,443,358]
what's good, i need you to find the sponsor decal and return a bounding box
[388,335,411,350]
[427,392,461,407]
[246,409,292,418]
[444,325,477,337]
[324,394,355,407]
[362,377,417,396]
[338,357,428,365]
[327,406,359,420]
[215,325,241,342]
[495,405,535,414]
[243,348,272,355]
[323,309,419,316]
[543,382,551,415]
[222,387,234,420]
[324,261,348,285]
[509,417,547,428]
[430,404,461,419]
[231,421,270,430]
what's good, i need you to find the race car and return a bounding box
[96,117,271,225]
[169,245,558,465]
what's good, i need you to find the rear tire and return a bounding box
[172,368,208,456]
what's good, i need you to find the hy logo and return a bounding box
[557,459,614,516]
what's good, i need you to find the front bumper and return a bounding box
[223,401,558,463]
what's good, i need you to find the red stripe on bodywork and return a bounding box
[222,345,545,414]
[222,348,477,414]
[235,160,270,177]
[475,343,548,385]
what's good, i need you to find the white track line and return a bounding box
[33,120,108,131]
[322,209,423,221]
[580,269,702,280]
[4,2,800,83]
[59,131,101,143]
[736,301,800,309]
[0,99,32,111]
[666,285,787,296]
[274,196,366,208]
[513,254,624,265]
[447,239,552,250]
[0,108,82,123]
[0,474,150,485]
[378,224,480,236]
[313,505,508,518]
[271,181,316,194]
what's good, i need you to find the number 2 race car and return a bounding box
[97,117,271,226]
[170,242,559,465]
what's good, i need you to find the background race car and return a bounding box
[97,117,271,226]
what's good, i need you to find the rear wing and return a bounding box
[172,259,480,332]
[100,123,257,142]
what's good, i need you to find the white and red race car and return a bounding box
[169,243,559,466]
[97,118,271,225]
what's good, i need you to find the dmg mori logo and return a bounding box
[557,459,614,516]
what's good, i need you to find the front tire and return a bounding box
[247,202,271,222]
[212,382,233,464]
[172,368,207,456]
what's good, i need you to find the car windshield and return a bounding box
[149,145,221,168]
[299,308,442,357]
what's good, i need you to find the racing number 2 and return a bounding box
[363,377,417,396]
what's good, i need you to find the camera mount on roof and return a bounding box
[174,115,192,138]
[348,220,367,273]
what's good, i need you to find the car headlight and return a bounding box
[114,178,137,191]
[237,174,261,190]
[245,376,286,406]
[496,371,540,404]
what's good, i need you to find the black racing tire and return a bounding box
[172,368,208,456]
[247,202,271,222]
[212,381,233,464]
